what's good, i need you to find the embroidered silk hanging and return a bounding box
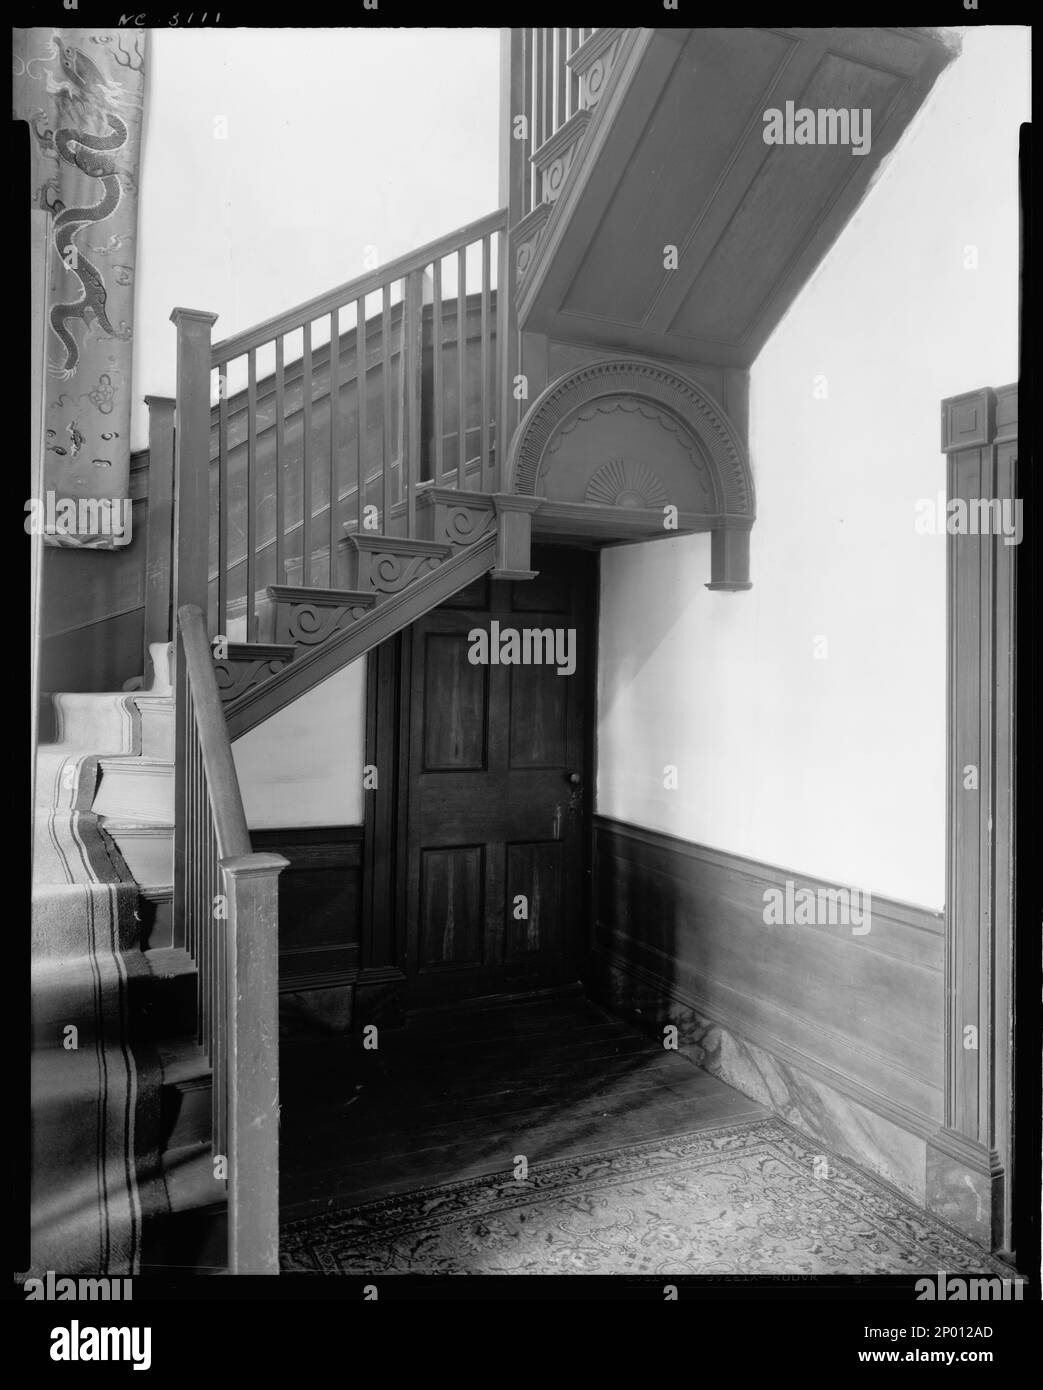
[14,27,147,548]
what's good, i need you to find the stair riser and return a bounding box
[161,1078,212,1152]
[48,694,173,761]
[138,891,174,950]
[32,950,196,1050]
[93,764,174,824]
[101,825,173,891]
[138,701,174,761]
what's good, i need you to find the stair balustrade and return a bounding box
[174,601,287,1274]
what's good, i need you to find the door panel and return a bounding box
[403,546,594,1006]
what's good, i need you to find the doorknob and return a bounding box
[567,771,582,785]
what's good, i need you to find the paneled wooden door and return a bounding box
[401,546,595,1008]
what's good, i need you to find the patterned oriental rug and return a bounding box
[281,1119,1006,1276]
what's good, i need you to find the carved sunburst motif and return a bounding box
[585,458,668,509]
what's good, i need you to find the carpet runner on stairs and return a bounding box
[28,648,174,1276]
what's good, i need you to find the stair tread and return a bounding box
[98,817,173,832]
[225,641,296,658]
[158,1035,211,1086]
[346,532,451,555]
[161,1142,226,1214]
[96,755,173,768]
[145,946,196,977]
[266,584,375,605]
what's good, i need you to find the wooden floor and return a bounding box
[280,987,769,1221]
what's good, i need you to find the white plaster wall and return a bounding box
[133,29,499,829]
[232,658,366,829]
[596,27,1028,910]
[133,27,500,450]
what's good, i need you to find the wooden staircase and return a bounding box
[34,28,737,1277]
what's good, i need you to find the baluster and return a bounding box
[523,29,535,216]
[568,29,581,119]
[403,269,423,537]
[480,236,491,487]
[302,321,313,584]
[540,29,553,147]
[197,736,206,1046]
[246,350,258,641]
[217,378,229,635]
[213,823,224,1160]
[495,218,515,495]
[433,261,444,486]
[143,396,175,682]
[274,339,286,585]
[381,285,392,531]
[179,679,191,956]
[356,297,366,536]
[555,29,567,132]
[329,309,340,585]
[457,248,467,489]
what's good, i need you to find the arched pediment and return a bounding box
[504,356,755,589]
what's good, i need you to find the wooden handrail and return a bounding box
[177,604,252,858]
[210,208,506,366]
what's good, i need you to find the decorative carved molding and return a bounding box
[513,202,551,283]
[215,643,295,705]
[416,488,496,548]
[506,356,754,520]
[584,457,668,509]
[225,531,498,741]
[532,111,592,205]
[568,27,626,112]
[346,534,451,594]
[281,601,369,647]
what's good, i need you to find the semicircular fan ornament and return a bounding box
[584,458,669,509]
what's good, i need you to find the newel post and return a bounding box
[221,850,287,1275]
[142,395,176,683]
[170,308,218,620]
[170,310,217,949]
[496,29,528,494]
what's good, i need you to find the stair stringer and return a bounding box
[225,527,499,741]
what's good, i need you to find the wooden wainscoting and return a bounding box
[250,825,363,1035]
[587,815,945,1202]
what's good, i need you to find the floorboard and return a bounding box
[281,993,768,1220]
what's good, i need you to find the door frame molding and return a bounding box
[357,546,600,1021]
[926,383,1018,1255]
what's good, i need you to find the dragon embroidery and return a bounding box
[32,39,135,377]
[50,111,132,375]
